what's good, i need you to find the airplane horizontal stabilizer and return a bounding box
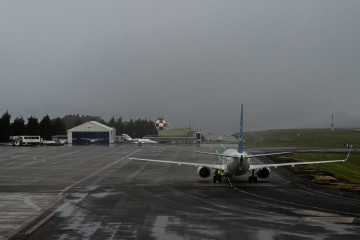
[195,151,235,158]
[244,152,291,158]
[196,151,290,159]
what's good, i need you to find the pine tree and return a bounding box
[0,111,11,142]
[11,117,25,136]
[40,115,53,140]
[26,116,40,135]
[52,118,66,135]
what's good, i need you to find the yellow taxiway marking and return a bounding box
[304,217,354,224]
[293,210,354,223]
[293,210,336,217]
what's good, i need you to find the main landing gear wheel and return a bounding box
[213,170,222,183]
[213,176,222,183]
[248,176,258,183]
[213,175,222,183]
[248,170,258,183]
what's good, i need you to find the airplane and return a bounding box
[122,134,157,146]
[73,138,107,145]
[127,104,351,183]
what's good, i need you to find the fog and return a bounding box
[1,1,359,134]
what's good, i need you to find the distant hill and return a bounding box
[242,129,360,148]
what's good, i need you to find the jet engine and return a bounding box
[256,167,270,179]
[197,166,211,178]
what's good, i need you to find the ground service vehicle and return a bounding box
[10,136,42,146]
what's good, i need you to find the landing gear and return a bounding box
[248,170,258,183]
[213,169,222,183]
[248,176,258,183]
[213,175,222,183]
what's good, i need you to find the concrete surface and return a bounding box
[0,145,359,240]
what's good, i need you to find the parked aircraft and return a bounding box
[128,105,351,183]
[122,134,157,145]
[70,137,107,145]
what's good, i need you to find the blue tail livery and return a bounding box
[237,104,244,153]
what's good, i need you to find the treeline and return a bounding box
[62,115,158,138]
[107,116,158,139]
[0,111,66,142]
[62,114,107,129]
[0,111,158,142]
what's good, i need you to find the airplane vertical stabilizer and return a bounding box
[237,104,243,153]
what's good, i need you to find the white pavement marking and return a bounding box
[94,147,121,158]
[25,149,138,235]
[0,193,57,240]
[54,150,83,159]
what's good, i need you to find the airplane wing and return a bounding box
[249,148,351,170]
[127,153,226,170]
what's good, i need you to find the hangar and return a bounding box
[67,121,116,144]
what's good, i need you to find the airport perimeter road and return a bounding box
[1,145,360,240]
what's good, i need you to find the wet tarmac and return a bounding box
[0,144,359,240]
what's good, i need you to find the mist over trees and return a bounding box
[0,111,158,142]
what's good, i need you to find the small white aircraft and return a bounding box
[128,105,351,183]
[122,134,157,146]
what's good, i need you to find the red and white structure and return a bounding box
[331,114,335,131]
[155,118,168,131]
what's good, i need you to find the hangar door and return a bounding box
[72,132,109,144]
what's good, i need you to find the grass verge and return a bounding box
[244,129,360,148]
[274,152,360,194]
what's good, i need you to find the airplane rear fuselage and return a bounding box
[222,149,250,176]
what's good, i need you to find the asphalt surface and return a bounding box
[0,144,359,240]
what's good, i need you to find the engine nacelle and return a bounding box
[256,167,270,179]
[197,166,211,178]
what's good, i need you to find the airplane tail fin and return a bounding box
[122,134,133,141]
[237,104,243,153]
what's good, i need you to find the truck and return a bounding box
[51,135,68,144]
[10,136,42,146]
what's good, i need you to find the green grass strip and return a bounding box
[292,153,360,184]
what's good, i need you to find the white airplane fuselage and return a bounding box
[222,149,250,176]
[137,139,157,144]
[122,134,157,144]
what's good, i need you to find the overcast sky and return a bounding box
[1,0,359,133]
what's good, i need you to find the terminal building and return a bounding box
[145,128,200,144]
[145,128,236,144]
[67,121,116,144]
[202,132,237,143]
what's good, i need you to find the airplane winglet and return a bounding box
[344,147,352,162]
